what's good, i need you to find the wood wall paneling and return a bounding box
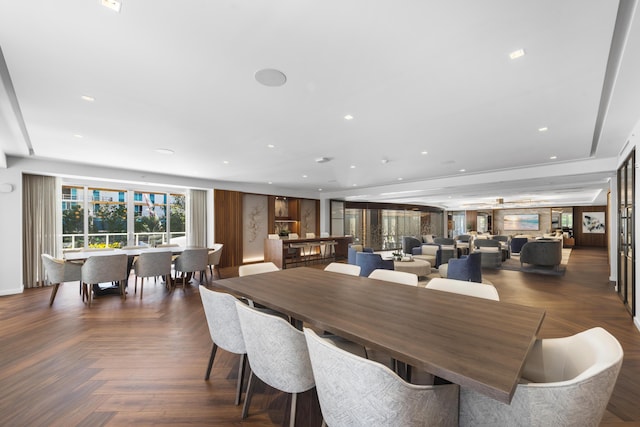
[574,206,607,247]
[214,189,243,268]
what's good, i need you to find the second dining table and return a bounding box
[214,266,546,404]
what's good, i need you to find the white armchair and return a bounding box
[459,327,624,427]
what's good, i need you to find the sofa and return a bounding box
[520,240,563,269]
[354,252,394,277]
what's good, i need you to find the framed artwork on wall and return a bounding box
[582,212,605,233]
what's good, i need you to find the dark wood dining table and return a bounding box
[214,266,546,404]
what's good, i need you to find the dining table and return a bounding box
[214,266,546,404]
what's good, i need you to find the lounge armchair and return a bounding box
[510,237,529,255]
[473,239,503,268]
[446,253,482,283]
[520,240,563,269]
[347,245,373,265]
[355,252,394,277]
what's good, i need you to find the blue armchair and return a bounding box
[447,252,482,283]
[347,245,373,265]
[355,252,394,277]
[510,237,529,255]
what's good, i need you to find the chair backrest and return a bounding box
[434,237,455,246]
[510,237,529,254]
[460,327,623,427]
[208,244,224,265]
[81,254,129,284]
[199,286,245,355]
[474,239,502,251]
[235,302,315,394]
[369,269,418,286]
[355,252,394,277]
[267,234,280,240]
[446,253,482,283]
[157,243,180,248]
[175,248,208,273]
[306,232,316,238]
[304,328,459,427]
[426,278,499,301]
[288,233,299,239]
[41,254,66,284]
[238,262,279,277]
[83,247,116,252]
[135,251,172,277]
[324,262,361,276]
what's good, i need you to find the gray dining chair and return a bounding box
[207,243,224,279]
[81,254,128,307]
[41,253,82,306]
[199,286,248,405]
[235,302,366,426]
[459,327,624,427]
[304,328,459,427]
[133,251,172,299]
[173,248,208,289]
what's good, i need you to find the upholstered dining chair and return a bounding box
[304,328,459,427]
[235,301,315,427]
[41,254,82,306]
[207,243,224,279]
[235,303,366,427]
[368,269,418,286]
[459,327,624,427]
[81,253,128,307]
[133,251,172,299]
[199,286,247,405]
[238,262,279,277]
[324,262,361,276]
[426,277,499,301]
[173,248,208,289]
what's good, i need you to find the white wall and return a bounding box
[0,162,23,295]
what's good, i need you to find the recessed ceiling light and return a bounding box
[318,188,323,191]
[459,169,466,172]
[223,160,229,164]
[421,151,428,155]
[101,0,121,13]
[538,127,548,132]
[550,155,558,160]
[397,177,403,181]
[73,134,83,139]
[344,114,354,120]
[381,158,389,164]
[302,175,308,178]
[267,144,275,148]
[509,49,525,60]
[352,184,357,187]
[255,68,287,87]
[268,181,273,184]
[155,148,174,155]
[80,95,95,102]
[350,165,356,169]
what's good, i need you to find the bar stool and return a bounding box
[306,233,322,264]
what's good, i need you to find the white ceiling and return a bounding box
[1,0,639,210]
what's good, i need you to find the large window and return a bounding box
[62,185,186,248]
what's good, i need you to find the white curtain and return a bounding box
[22,174,59,288]
[187,189,207,247]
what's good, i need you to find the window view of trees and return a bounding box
[62,186,186,248]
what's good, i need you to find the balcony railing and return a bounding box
[62,232,186,249]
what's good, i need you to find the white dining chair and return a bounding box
[368,269,418,286]
[238,262,279,277]
[426,277,500,301]
[41,254,82,306]
[460,327,624,427]
[207,243,224,279]
[304,328,459,427]
[324,262,361,276]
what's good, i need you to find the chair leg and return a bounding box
[134,275,138,294]
[289,392,297,427]
[235,353,247,406]
[205,343,218,380]
[139,277,144,300]
[241,370,255,419]
[49,283,60,307]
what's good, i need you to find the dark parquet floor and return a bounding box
[0,247,639,426]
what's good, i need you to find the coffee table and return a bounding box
[393,258,431,277]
